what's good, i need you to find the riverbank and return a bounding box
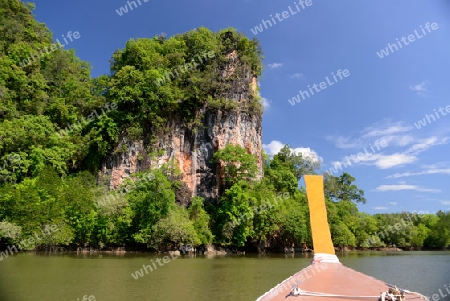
[2,243,447,259]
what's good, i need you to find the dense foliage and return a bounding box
[0,1,449,252]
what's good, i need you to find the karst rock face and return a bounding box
[100,51,263,204]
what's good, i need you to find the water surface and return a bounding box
[0,251,449,301]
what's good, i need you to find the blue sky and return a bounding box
[30,0,450,214]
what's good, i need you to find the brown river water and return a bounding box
[0,251,449,301]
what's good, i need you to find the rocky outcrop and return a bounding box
[100,51,263,204]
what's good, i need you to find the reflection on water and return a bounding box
[0,251,448,301]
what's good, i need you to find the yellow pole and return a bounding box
[304,175,335,255]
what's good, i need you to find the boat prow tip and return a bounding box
[311,253,340,265]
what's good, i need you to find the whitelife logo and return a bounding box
[376,22,439,59]
[0,224,59,261]
[57,102,117,137]
[325,139,388,175]
[250,0,313,35]
[414,105,450,129]
[288,69,350,106]
[131,253,179,279]
[19,31,81,67]
[77,295,96,301]
[115,0,149,16]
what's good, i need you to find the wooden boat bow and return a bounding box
[256,175,428,301]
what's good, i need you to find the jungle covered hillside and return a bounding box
[0,1,449,252]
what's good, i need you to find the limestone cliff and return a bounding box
[101,50,263,204]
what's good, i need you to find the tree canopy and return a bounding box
[324,172,367,204]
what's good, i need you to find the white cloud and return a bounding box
[325,119,449,171]
[386,168,450,179]
[375,184,440,193]
[292,147,322,164]
[290,73,304,79]
[326,120,413,150]
[330,160,346,169]
[424,162,450,169]
[409,82,428,91]
[409,81,429,96]
[373,153,417,169]
[325,135,362,149]
[389,202,397,205]
[362,121,413,138]
[261,98,270,110]
[382,135,415,147]
[346,152,377,164]
[341,151,416,169]
[337,135,448,170]
[262,140,284,155]
[440,201,450,206]
[405,136,449,155]
[406,137,438,154]
[373,206,388,210]
[267,63,283,69]
[371,136,448,169]
[262,140,322,164]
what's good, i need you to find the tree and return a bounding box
[410,224,430,248]
[213,182,255,246]
[324,172,366,204]
[0,166,82,247]
[355,213,381,248]
[326,199,357,248]
[277,192,309,247]
[188,197,213,245]
[59,171,97,246]
[424,211,450,249]
[0,221,22,245]
[331,222,356,247]
[150,207,200,251]
[270,145,320,181]
[249,182,284,243]
[212,144,258,188]
[94,191,133,247]
[373,214,416,247]
[0,115,83,182]
[262,149,298,195]
[127,170,176,244]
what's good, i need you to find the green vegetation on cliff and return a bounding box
[0,1,449,252]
